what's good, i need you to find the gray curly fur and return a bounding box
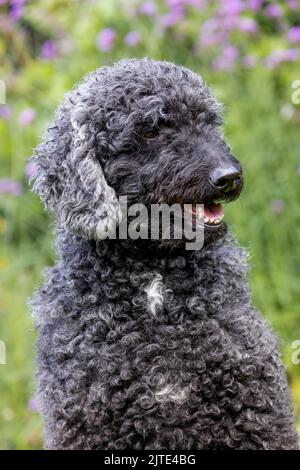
[30,58,298,450]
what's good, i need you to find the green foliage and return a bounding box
[0,0,299,449]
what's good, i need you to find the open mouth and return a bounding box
[191,203,224,227]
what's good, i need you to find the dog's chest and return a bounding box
[88,261,246,413]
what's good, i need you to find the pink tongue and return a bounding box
[204,204,224,220]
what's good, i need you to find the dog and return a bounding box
[30,58,298,449]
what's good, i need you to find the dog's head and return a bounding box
[31,59,243,245]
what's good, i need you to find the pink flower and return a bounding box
[166,0,182,7]
[200,18,228,46]
[238,18,258,34]
[219,0,244,16]
[287,0,300,10]
[0,105,12,120]
[287,26,300,43]
[201,30,228,47]
[140,1,157,16]
[265,4,283,18]
[0,178,23,196]
[247,0,263,11]
[25,161,38,178]
[19,108,36,126]
[223,45,239,60]
[213,46,239,71]
[203,16,257,35]
[96,28,116,52]
[125,31,141,47]
[201,18,219,33]
[161,9,185,27]
[10,0,27,21]
[41,40,58,60]
[28,396,40,413]
[265,49,299,68]
[222,15,240,31]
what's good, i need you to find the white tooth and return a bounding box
[197,208,204,219]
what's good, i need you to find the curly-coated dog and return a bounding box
[30,58,298,450]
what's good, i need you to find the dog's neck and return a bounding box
[55,223,231,269]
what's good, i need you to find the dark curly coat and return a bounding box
[30,58,298,450]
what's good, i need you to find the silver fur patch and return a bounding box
[155,382,189,404]
[70,119,122,239]
[144,274,164,316]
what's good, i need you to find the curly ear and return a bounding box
[30,99,121,240]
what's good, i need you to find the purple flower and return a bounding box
[201,30,228,47]
[0,105,12,120]
[201,17,219,33]
[125,31,141,47]
[41,40,58,60]
[213,45,239,71]
[10,5,23,20]
[247,0,263,11]
[166,0,184,8]
[271,199,285,214]
[211,16,257,34]
[25,162,38,178]
[96,28,116,52]
[161,9,185,27]
[287,0,300,9]
[28,396,40,413]
[219,0,244,16]
[10,0,27,21]
[243,54,257,68]
[265,4,283,18]
[287,26,300,43]
[238,18,258,33]
[140,1,157,16]
[0,178,23,196]
[265,49,299,68]
[222,15,240,31]
[19,108,36,126]
[11,0,26,5]
[223,45,239,60]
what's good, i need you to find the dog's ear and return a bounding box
[30,97,121,240]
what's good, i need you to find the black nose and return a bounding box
[210,167,242,192]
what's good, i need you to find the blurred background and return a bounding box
[0,0,300,450]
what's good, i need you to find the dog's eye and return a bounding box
[143,128,160,139]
